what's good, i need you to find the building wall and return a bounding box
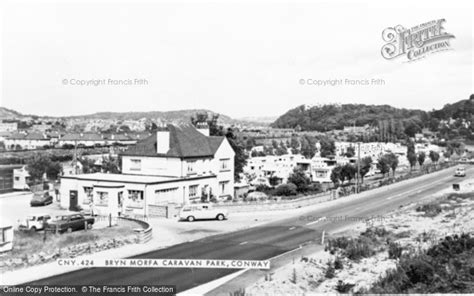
[59,176,219,217]
[211,139,235,198]
[122,156,183,177]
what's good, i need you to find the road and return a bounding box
[28,166,472,292]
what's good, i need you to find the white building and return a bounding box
[4,132,51,150]
[59,133,106,147]
[59,124,235,217]
[0,121,17,132]
[13,166,31,190]
[244,154,306,184]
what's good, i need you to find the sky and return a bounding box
[0,0,473,119]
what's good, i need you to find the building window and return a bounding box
[220,159,230,171]
[128,190,144,208]
[96,191,109,206]
[14,176,20,181]
[189,185,199,200]
[130,159,141,171]
[83,187,93,204]
[154,188,178,204]
[187,161,196,175]
[219,181,229,195]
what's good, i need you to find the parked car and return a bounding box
[30,192,53,207]
[454,167,466,177]
[18,214,51,232]
[179,204,228,222]
[46,213,95,233]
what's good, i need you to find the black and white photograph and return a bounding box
[0,0,473,295]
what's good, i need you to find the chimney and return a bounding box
[156,127,170,154]
[196,122,210,137]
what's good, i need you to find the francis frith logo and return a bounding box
[381,19,455,61]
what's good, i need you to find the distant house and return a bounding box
[13,166,31,190]
[4,132,51,150]
[59,133,106,147]
[59,124,235,217]
[0,121,18,132]
[104,134,137,146]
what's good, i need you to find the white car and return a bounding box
[18,214,51,231]
[454,167,466,177]
[179,204,228,222]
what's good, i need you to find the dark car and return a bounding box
[30,192,53,207]
[46,213,95,233]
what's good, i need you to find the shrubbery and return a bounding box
[370,233,474,293]
[275,183,298,196]
[416,203,442,217]
[326,236,377,261]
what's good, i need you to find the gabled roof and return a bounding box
[24,132,49,140]
[122,124,225,158]
[61,133,104,141]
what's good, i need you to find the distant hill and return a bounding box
[271,104,427,131]
[0,107,268,127]
[431,95,474,120]
[0,107,27,120]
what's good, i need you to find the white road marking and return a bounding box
[386,182,437,200]
[239,241,248,245]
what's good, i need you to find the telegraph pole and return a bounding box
[357,142,361,193]
[73,140,78,175]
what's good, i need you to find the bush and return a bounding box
[334,256,344,270]
[275,183,298,196]
[388,242,403,259]
[370,233,474,293]
[361,226,389,240]
[335,280,355,293]
[327,236,376,261]
[416,203,442,217]
[325,262,335,279]
[307,182,323,193]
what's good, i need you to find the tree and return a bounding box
[406,140,417,170]
[404,121,422,138]
[46,161,62,179]
[191,113,247,181]
[80,157,99,174]
[275,141,287,156]
[358,156,373,183]
[300,136,317,159]
[191,112,223,136]
[290,136,300,153]
[331,166,343,187]
[26,154,63,183]
[319,136,336,158]
[446,141,465,156]
[341,164,356,184]
[345,146,355,158]
[245,138,256,151]
[429,151,440,167]
[272,140,279,149]
[417,152,426,168]
[386,153,399,176]
[287,168,311,192]
[101,156,121,173]
[377,156,391,178]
